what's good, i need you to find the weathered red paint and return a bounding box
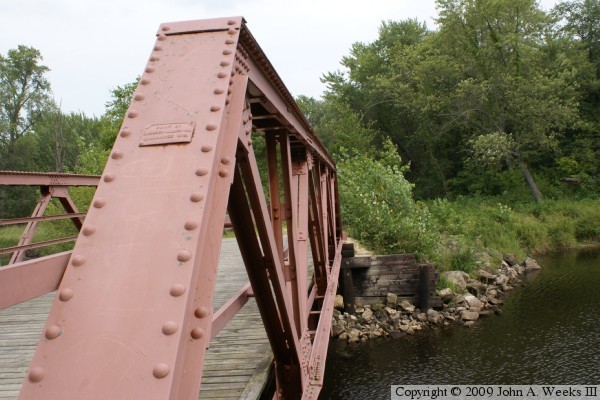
[7,17,343,400]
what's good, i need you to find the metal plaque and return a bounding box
[139,122,195,146]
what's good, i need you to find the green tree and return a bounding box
[0,45,52,169]
[34,110,103,172]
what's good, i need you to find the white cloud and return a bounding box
[0,0,559,117]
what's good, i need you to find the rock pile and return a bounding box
[331,253,541,343]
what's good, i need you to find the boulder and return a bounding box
[463,293,484,310]
[495,274,509,286]
[466,280,487,296]
[385,307,397,316]
[463,321,477,328]
[478,309,494,318]
[476,268,497,283]
[348,329,360,342]
[399,300,415,313]
[331,322,345,336]
[362,308,373,320]
[461,310,480,321]
[437,288,455,303]
[416,313,428,323]
[426,309,443,325]
[334,294,344,310]
[443,271,470,291]
[503,253,519,266]
[525,257,542,272]
[386,292,398,306]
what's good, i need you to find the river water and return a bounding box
[319,247,600,399]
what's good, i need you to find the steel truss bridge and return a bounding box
[0,17,343,400]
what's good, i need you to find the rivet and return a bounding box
[248,139,253,146]
[184,221,198,231]
[201,145,213,153]
[217,72,227,79]
[59,288,74,301]
[82,226,96,236]
[228,28,236,35]
[157,34,167,41]
[220,61,230,67]
[153,45,162,51]
[93,198,106,208]
[134,94,145,101]
[191,327,205,339]
[190,192,204,202]
[206,123,218,131]
[177,250,192,262]
[104,174,116,182]
[45,325,61,339]
[223,49,232,55]
[28,367,46,383]
[210,105,221,112]
[195,168,208,176]
[170,284,186,297]
[221,157,231,165]
[161,26,171,32]
[227,88,232,95]
[219,169,229,178]
[162,321,178,335]
[145,67,155,73]
[71,255,86,266]
[214,88,224,94]
[153,363,170,379]
[127,110,138,118]
[111,150,123,160]
[225,98,231,105]
[120,129,132,137]
[227,19,236,25]
[194,307,209,318]
[225,39,234,45]
[149,56,160,62]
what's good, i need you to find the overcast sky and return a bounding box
[1,0,560,117]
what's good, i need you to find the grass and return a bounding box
[426,197,600,273]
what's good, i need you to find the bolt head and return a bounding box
[153,363,170,379]
[28,367,46,383]
[45,325,61,339]
[177,250,192,262]
[59,288,74,301]
[169,284,186,297]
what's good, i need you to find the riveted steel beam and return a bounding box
[17,16,343,400]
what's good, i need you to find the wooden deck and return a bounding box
[0,238,272,400]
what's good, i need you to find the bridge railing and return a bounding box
[0,172,100,308]
[0,171,100,265]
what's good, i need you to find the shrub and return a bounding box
[338,141,438,258]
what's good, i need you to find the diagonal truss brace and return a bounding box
[18,17,343,400]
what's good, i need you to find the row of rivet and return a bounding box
[152,25,241,379]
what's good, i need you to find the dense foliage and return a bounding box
[1,0,598,267]
[313,0,599,202]
[298,0,599,263]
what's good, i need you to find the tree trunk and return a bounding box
[516,156,543,203]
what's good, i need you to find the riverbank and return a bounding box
[332,252,542,343]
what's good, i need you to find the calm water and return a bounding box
[319,248,600,399]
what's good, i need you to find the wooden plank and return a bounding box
[0,239,272,400]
